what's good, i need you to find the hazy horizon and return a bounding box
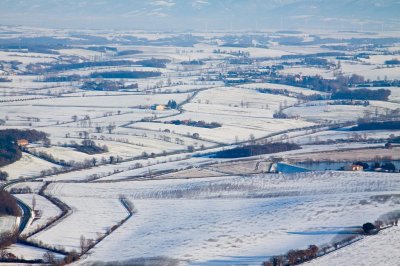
[1,0,400,32]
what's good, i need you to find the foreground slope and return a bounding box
[306,226,400,266]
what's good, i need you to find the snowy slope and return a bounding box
[306,226,400,266]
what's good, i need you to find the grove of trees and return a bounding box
[0,129,48,167]
[214,143,301,158]
[0,190,21,216]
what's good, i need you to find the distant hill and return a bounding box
[0,0,399,31]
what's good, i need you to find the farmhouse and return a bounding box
[151,104,166,111]
[16,139,29,147]
[344,164,364,171]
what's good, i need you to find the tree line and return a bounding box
[214,143,301,158]
[350,121,400,131]
[332,88,391,101]
[270,74,391,101]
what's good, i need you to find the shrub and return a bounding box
[362,222,376,234]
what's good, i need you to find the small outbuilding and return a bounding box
[16,139,29,147]
[151,104,166,111]
[344,164,364,171]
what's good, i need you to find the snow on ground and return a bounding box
[97,157,214,182]
[0,215,18,235]
[284,100,400,123]
[6,182,44,194]
[56,65,172,77]
[361,54,400,65]
[5,243,64,261]
[156,84,223,93]
[30,146,97,162]
[279,66,334,79]
[135,117,313,144]
[15,194,61,235]
[291,129,400,145]
[57,48,104,58]
[2,92,191,109]
[306,226,400,266]
[0,51,58,64]
[187,86,298,112]
[158,168,225,179]
[30,136,189,162]
[133,86,314,143]
[30,196,128,252]
[0,153,61,180]
[285,146,400,162]
[0,104,132,126]
[239,82,328,96]
[222,47,292,58]
[39,171,400,265]
[341,61,400,80]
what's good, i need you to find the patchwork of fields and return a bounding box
[0,26,399,265]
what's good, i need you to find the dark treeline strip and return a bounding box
[281,52,346,60]
[81,80,138,91]
[42,74,81,82]
[90,71,161,79]
[45,60,135,72]
[41,70,162,82]
[167,120,222,129]
[214,143,301,158]
[135,58,170,68]
[332,88,391,101]
[37,58,168,76]
[270,74,392,101]
[350,121,400,131]
[86,46,117,52]
[385,58,400,65]
[116,50,143,56]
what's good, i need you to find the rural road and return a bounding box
[16,198,32,233]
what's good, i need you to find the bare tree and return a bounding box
[80,235,86,254]
[32,195,36,211]
[249,133,255,144]
[106,124,116,134]
[43,251,56,264]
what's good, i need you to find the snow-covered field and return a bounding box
[132,86,315,143]
[0,153,60,180]
[291,129,400,145]
[15,194,61,236]
[0,215,18,235]
[1,27,399,266]
[239,83,328,96]
[306,226,400,266]
[284,100,400,123]
[31,197,128,251]
[34,171,400,265]
[4,243,64,261]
